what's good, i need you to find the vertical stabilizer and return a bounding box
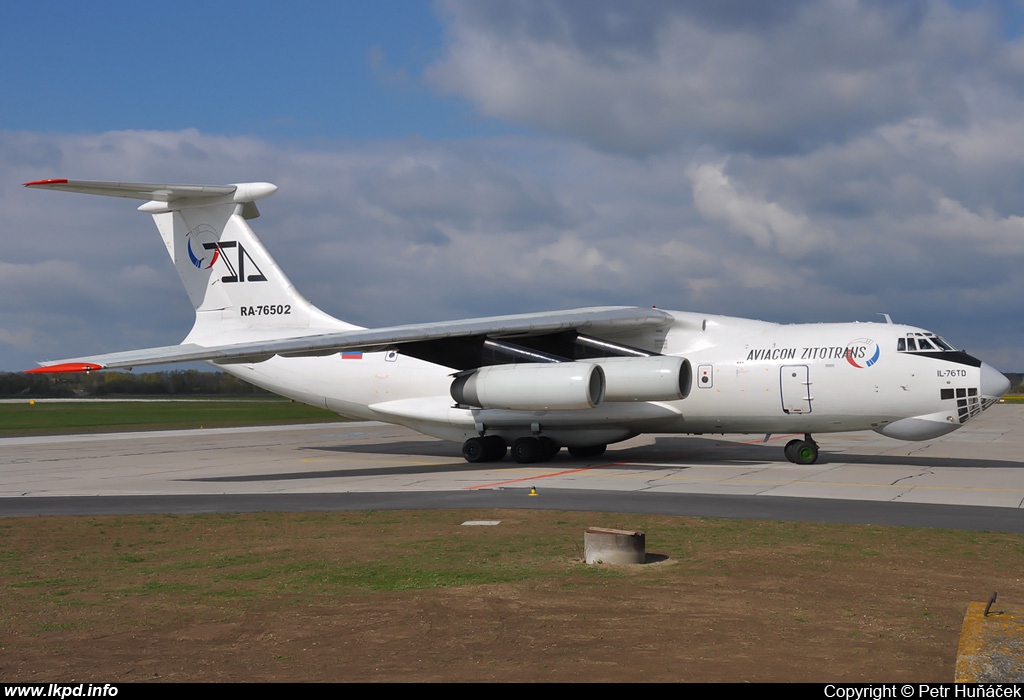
[24,179,356,345]
[147,197,355,343]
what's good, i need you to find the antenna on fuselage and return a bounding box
[877,313,893,324]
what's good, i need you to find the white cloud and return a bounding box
[428,0,1014,156]
[4,120,1024,371]
[688,162,837,257]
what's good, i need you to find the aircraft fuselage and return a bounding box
[219,310,1002,449]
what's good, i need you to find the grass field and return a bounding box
[3,509,1022,681]
[0,399,342,436]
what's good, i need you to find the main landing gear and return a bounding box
[461,436,508,463]
[784,434,819,465]
[510,437,559,464]
[461,436,608,464]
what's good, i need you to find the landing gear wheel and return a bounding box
[483,435,507,462]
[783,439,802,463]
[462,437,488,463]
[794,440,819,465]
[539,437,560,461]
[463,436,508,463]
[511,437,542,464]
[784,436,819,465]
[568,444,607,459]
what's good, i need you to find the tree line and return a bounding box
[0,370,272,398]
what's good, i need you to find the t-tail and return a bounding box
[24,179,356,347]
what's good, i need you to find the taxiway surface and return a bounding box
[1,404,1022,530]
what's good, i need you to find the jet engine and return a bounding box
[450,362,605,410]
[449,355,692,410]
[590,356,691,401]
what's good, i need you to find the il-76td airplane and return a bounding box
[24,179,1010,466]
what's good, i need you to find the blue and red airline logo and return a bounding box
[186,225,219,269]
[845,338,880,368]
[187,237,220,269]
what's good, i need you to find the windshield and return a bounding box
[897,332,957,354]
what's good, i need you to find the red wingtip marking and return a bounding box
[23,178,69,187]
[24,362,104,374]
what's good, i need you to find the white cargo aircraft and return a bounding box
[24,179,1010,466]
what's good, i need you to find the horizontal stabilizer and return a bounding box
[24,179,277,208]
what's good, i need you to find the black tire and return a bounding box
[794,441,819,465]
[568,444,607,459]
[462,437,488,463]
[784,439,802,463]
[483,435,507,461]
[539,437,560,461]
[511,437,541,464]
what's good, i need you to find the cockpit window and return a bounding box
[897,332,957,354]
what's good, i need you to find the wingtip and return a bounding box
[23,178,69,187]
[24,362,104,374]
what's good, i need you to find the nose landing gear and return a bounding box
[784,434,819,465]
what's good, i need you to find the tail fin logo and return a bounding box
[186,226,267,284]
[186,225,220,270]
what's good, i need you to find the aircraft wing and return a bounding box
[28,306,675,372]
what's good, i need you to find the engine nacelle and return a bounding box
[450,362,605,410]
[589,356,691,402]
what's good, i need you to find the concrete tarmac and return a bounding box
[1,404,1022,528]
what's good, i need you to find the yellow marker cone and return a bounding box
[28,400,35,405]
[529,486,538,497]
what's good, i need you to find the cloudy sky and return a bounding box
[3,0,1024,372]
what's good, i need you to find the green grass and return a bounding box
[2,510,1022,619]
[3,509,1024,682]
[0,399,343,436]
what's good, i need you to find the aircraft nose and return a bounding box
[980,362,1010,399]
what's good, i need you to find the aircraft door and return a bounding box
[780,365,812,414]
